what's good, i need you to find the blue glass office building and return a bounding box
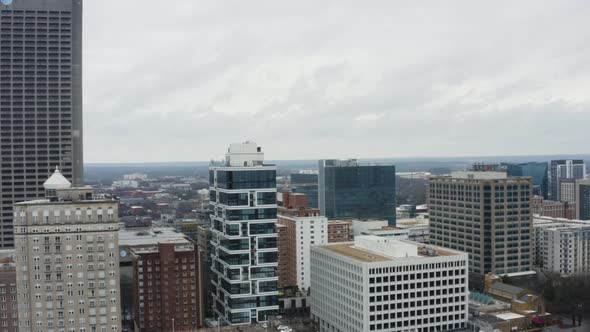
[502,162,549,198]
[318,159,396,225]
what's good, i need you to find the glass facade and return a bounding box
[579,184,590,220]
[209,163,279,325]
[318,160,396,225]
[550,160,586,201]
[503,162,548,198]
[291,173,319,208]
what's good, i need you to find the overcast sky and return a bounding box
[83,1,590,163]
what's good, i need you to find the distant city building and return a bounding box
[318,159,396,225]
[575,179,590,220]
[132,240,200,331]
[112,179,140,189]
[397,204,417,219]
[532,196,576,220]
[0,0,84,248]
[14,169,122,332]
[429,172,533,276]
[502,162,549,198]
[311,236,469,332]
[559,178,576,203]
[290,172,319,209]
[472,163,503,172]
[533,216,590,275]
[123,173,148,181]
[550,159,586,201]
[209,142,279,325]
[0,249,17,332]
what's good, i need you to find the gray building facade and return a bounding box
[0,0,83,248]
[576,179,590,221]
[318,159,396,225]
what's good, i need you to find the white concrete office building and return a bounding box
[311,236,468,332]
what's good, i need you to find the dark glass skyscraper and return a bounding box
[290,172,318,208]
[502,162,548,198]
[550,160,586,201]
[576,180,590,221]
[318,159,396,225]
[0,0,83,247]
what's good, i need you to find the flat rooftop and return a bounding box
[119,227,191,247]
[319,236,461,263]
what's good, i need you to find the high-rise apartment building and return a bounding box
[576,179,590,220]
[277,192,327,292]
[429,172,533,276]
[0,0,84,248]
[131,240,200,332]
[318,159,396,225]
[559,178,576,203]
[533,217,590,275]
[311,236,468,332]
[209,142,278,325]
[502,162,549,198]
[550,160,586,201]
[13,169,121,332]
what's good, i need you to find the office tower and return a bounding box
[310,236,468,332]
[277,192,327,292]
[13,169,121,332]
[533,218,590,275]
[0,0,83,248]
[290,171,319,209]
[576,179,590,220]
[209,142,278,325]
[132,241,200,331]
[550,160,586,201]
[502,162,549,198]
[0,249,17,332]
[429,172,533,276]
[318,159,396,225]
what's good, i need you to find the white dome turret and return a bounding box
[43,166,72,190]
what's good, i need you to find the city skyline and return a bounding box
[83,1,590,163]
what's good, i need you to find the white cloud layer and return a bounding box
[83,0,590,162]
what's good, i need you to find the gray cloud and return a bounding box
[83,0,590,162]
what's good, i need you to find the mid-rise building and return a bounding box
[132,240,200,331]
[502,162,549,198]
[429,172,533,276]
[277,192,327,292]
[532,196,576,220]
[318,159,396,225]
[209,142,279,325]
[196,225,213,323]
[550,159,586,201]
[0,249,17,332]
[0,0,84,248]
[576,179,590,220]
[532,216,590,275]
[311,236,469,332]
[14,169,121,332]
[326,219,352,243]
